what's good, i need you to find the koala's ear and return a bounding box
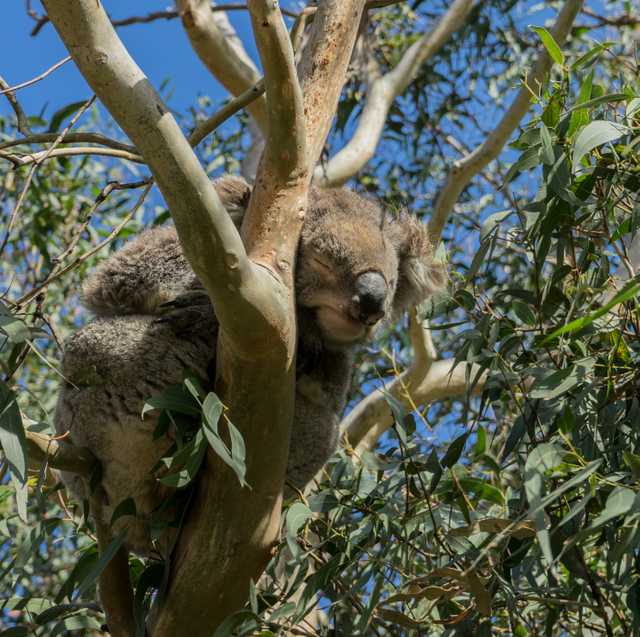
[213,175,252,227]
[391,212,448,314]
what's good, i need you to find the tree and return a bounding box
[1,0,639,635]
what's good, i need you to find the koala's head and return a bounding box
[296,187,447,347]
[215,176,447,348]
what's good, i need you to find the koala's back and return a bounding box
[81,226,195,318]
[56,309,217,556]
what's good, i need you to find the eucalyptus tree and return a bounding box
[1,1,639,635]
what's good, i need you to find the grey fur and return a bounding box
[55,177,446,556]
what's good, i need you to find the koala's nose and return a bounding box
[354,271,388,325]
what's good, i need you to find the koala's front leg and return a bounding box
[286,349,354,493]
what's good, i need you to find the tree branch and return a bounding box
[188,79,265,147]
[427,0,584,243]
[342,310,487,453]
[0,57,71,94]
[0,146,144,166]
[177,0,269,136]
[90,491,135,637]
[26,430,97,476]
[0,76,31,136]
[315,0,474,186]
[299,1,368,165]
[153,2,366,633]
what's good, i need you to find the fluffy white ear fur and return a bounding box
[392,212,448,313]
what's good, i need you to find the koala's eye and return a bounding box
[312,255,333,272]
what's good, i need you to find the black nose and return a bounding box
[354,271,387,325]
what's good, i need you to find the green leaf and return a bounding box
[539,124,554,165]
[566,92,629,113]
[0,384,27,483]
[572,120,628,172]
[542,278,640,343]
[567,70,593,137]
[531,26,564,66]
[441,432,469,468]
[505,147,540,182]
[0,315,30,344]
[530,360,594,400]
[142,383,200,418]
[158,430,206,488]
[210,610,257,637]
[110,497,137,526]
[286,502,312,536]
[512,300,536,326]
[588,487,637,530]
[524,444,562,565]
[202,392,224,430]
[75,534,126,599]
[571,42,615,69]
[201,393,248,487]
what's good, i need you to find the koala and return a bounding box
[54,176,446,557]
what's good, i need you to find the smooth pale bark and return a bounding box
[176,0,269,136]
[155,1,366,632]
[343,358,487,452]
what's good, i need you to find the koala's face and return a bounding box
[296,188,446,347]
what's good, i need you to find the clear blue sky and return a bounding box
[0,1,263,120]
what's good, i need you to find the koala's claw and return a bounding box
[157,289,210,311]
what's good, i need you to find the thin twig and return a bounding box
[0,57,71,94]
[0,132,137,153]
[30,3,299,37]
[0,97,96,257]
[0,75,32,135]
[0,146,144,166]
[15,181,153,307]
[188,79,265,147]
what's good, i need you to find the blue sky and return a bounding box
[0,1,263,120]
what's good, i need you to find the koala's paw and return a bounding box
[152,289,213,334]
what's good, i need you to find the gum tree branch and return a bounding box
[188,79,265,147]
[26,431,97,476]
[315,0,475,186]
[428,0,584,243]
[299,1,369,164]
[0,133,136,153]
[342,311,487,453]
[0,57,71,94]
[40,2,302,633]
[176,0,269,136]
[41,0,279,355]
[0,146,145,165]
[29,3,300,37]
[0,76,31,136]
